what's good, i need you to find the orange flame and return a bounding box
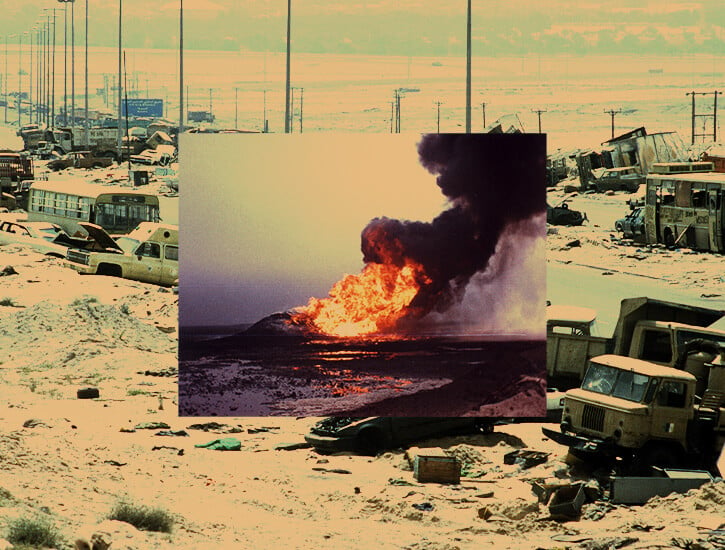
[293,260,429,337]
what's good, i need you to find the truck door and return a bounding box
[650,380,691,443]
[160,244,179,286]
[707,186,723,252]
[132,241,163,284]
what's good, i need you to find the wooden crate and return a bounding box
[412,448,460,484]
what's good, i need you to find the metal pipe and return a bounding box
[465,0,471,133]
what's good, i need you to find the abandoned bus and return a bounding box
[644,172,725,252]
[27,179,160,236]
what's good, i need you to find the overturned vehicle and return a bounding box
[547,200,587,226]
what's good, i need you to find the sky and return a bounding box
[179,133,449,326]
[3,1,724,55]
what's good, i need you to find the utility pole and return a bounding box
[531,108,547,134]
[435,100,442,133]
[604,108,622,139]
[84,0,88,143]
[686,90,720,144]
[62,0,67,125]
[234,87,238,130]
[18,33,22,127]
[4,34,8,124]
[290,86,295,132]
[71,0,75,128]
[481,101,486,130]
[465,0,471,133]
[179,0,184,134]
[117,0,122,158]
[262,89,267,133]
[390,101,394,133]
[299,87,303,133]
[284,0,291,133]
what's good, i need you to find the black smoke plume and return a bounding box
[360,133,545,320]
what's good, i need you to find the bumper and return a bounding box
[541,426,618,456]
[65,261,95,275]
[304,433,357,452]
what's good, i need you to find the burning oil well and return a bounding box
[180,134,547,416]
[271,133,547,338]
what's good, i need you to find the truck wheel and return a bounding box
[663,228,676,248]
[632,442,684,474]
[97,263,123,278]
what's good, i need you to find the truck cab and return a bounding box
[66,222,178,286]
[545,350,725,473]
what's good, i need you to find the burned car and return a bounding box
[546,201,587,226]
[47,151,114,171]
[305,417,494,454]
[590,166,644,193]
[0,219,92,257]
[615,207,646,241]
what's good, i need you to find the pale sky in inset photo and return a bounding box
[179,133,448,326]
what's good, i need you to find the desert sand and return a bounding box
[1,213,723,549]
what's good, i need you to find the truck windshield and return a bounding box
[581,363,651,403]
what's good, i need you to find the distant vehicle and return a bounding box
[615,207,645,241]
[590,166,644,193]
[66,221,178,286]
[0,219,90,257]
[26,179,161,236]
[546,200,587,226]
[130,145,175,166]
[304,417,493,454]
[47,151,115,171]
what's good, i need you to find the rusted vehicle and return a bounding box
[547,297,725,390]
[305,417,494,454]
[544,348,725,475]
[0,219,91,257]
[65,222,178,286]
[47,151,115,171]
[614,207,645,241]
[590,166,644,193]
[546,200,587,226]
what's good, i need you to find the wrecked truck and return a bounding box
[547,297,725,390]
[543,348,725,475]
[65,222,178,286]
[546,200,587,226]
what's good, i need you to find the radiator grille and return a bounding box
[581,404,605,432]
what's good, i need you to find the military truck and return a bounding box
[22,127,120,160]
[543,346,725,475]
[547,297,725,389]
[65,222,178,286]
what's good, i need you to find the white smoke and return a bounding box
[421,212,546,338]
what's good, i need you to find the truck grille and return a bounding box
[581,404,605,432]
[66,249,90,265]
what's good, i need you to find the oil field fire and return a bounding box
[179,133,548,417]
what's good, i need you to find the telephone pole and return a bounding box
[481,101,486,130]
[284,0,291,133]
[686,90,720,144]
[531,108,547,134]
[604,108,622,139]
[435,100,442,133]
[465,0,471,133]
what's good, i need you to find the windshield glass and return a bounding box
[581,362,652,403]
[115,237,140,254]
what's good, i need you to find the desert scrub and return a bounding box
[71,295,99,306]
[107,501,174,533]
[5,515,61,548]
[0,297,17,307]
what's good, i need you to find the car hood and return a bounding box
[78,222,123,253]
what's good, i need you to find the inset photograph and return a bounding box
[179,133,546,416]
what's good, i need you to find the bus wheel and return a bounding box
[663,227,676,248]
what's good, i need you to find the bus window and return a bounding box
[692,190,707,208]
[675,181,691,207]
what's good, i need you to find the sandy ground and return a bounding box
[0,204,724,549]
